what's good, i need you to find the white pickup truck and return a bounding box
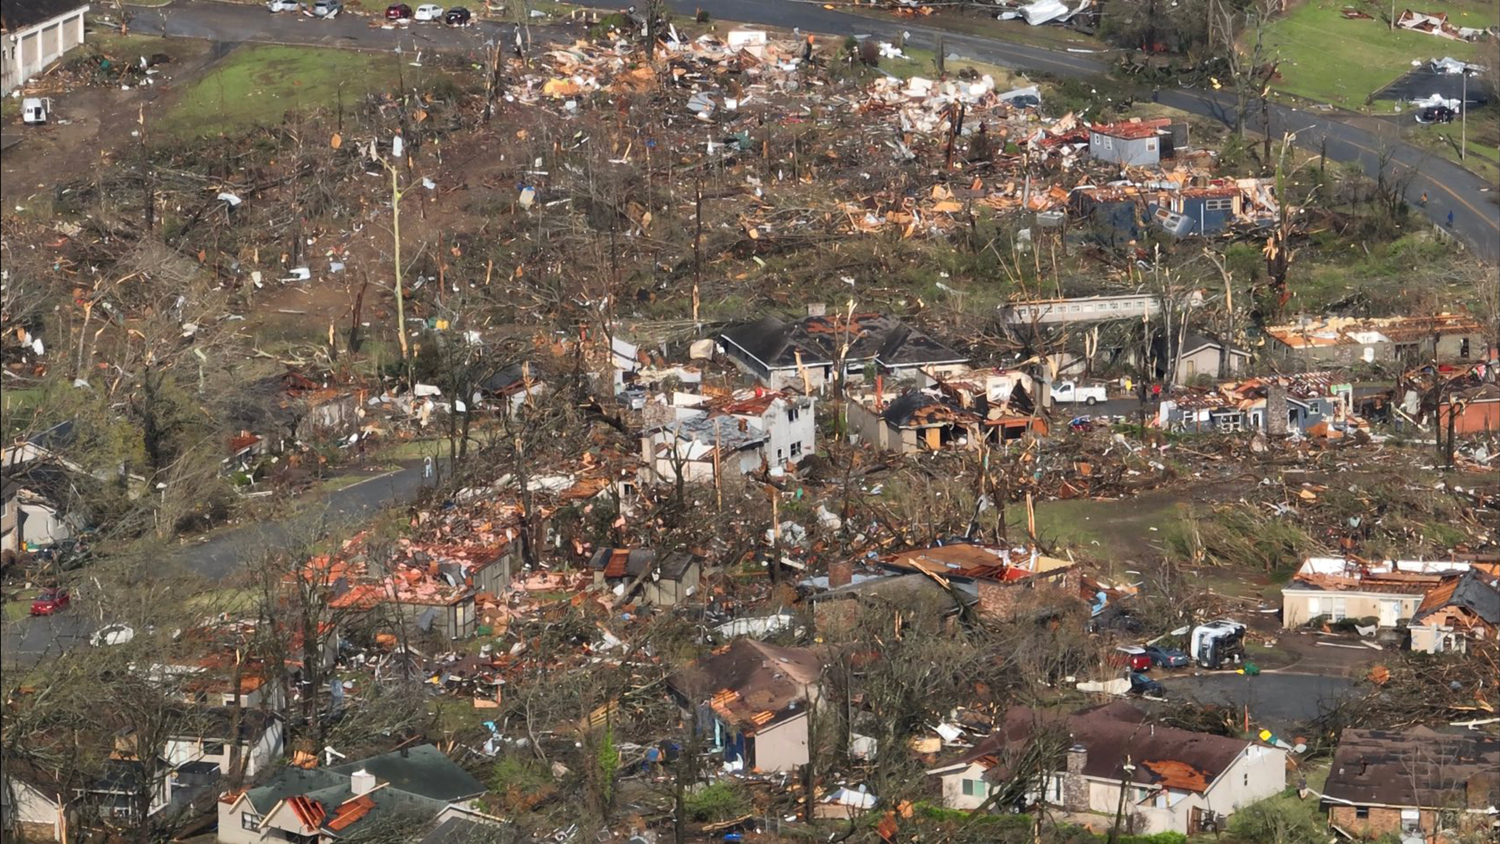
[1050,381,1107,405]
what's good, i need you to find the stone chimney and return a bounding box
[1063,743,1089,811]
[828,559,854,589]
[1266,384,1289,437]
[350,769,377,796]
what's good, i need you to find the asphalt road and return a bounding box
[1159,672,1355,733]
[1,462,432,665]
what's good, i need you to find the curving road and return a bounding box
[128,0,1498,259]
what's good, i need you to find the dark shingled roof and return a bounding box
[668,639,826,729]
[935,702,1259,794]
[1323,727,1500,809]
[1,0,86,33]
[242,744,485,816]
[720,313,965,372]
[1413,569,1500,626]
[587,547,700,581]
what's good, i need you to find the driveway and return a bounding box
[1159,671,1356,733]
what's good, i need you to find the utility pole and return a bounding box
[1460,70,1467,161]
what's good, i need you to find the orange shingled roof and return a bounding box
[1141,759,1212,792]
[325,795,376,831]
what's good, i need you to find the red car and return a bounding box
[1113,646,1152,672]
[31,588,70,616]
[385,3,412,19]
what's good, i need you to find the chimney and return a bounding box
[350,769,377,796]
[828,559,854,589]
[875,373,884,411]
[1063,743,1089,811]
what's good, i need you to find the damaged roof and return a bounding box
[719,313,966,372]
[1323,727,1500,809]
[669,639,826,730]
[936,701,1262,795]
[1413,570,1500,625]
[587,547,701,581]
[1265,313,1483,349]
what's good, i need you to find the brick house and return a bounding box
[1322,727,1499,841]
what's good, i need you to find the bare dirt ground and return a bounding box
[2,37,226,205]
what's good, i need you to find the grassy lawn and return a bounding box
[1264,0,1498,110]
[369,437,446,462]
[1400,107,1500,185]
[157,45,424,138]
[184,587,259,614]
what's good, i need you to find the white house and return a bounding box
[927,702,1286,835]
[1281,557,1477,629]
[716,389,816,468]
[163,709,285,779]
[2,0,90,94]
[216,744,485,844]
[639,389,816,487]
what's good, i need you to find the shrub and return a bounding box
[685,781,751,822]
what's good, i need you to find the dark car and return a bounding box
[31,588,71,616]
[1415,105,1456,125]
[385,3,412,19]
[1128,672,1166,697]
[444,5,470,24]
[1144,644,1190,668]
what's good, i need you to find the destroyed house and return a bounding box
[847,379,1045,454]
[808,558,974,634]
[1408,569,1500,654]
[926,701,1286,834]
[640,414,770,486]
[163,708,284,779]
[1439,383,1499,436]
[668,639,826,774]
[1148,180,1278,237]
[881,542,1073,619]
[587,547,702,606]
[999,290,1202,326]
[216,744,485,844]
[1280,557,1479,629]
[1088,119,1172,166]
[1158,373,1351,435]
[1322,728,1500,840]
[718,312,968,391]
[715,389,817,468]
[1264,314,1487,367]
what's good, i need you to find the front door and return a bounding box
[1379,600,1401,627]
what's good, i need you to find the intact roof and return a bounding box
[587,547,700,581]
[668,639,826,731]
[719,313,965,372]
[1,0,86,31]
[936,702,1258,795]
[1323,727,1500,808]
[1413,570,1500,625]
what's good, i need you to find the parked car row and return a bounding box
[1114,643,1190,671]
[267,0,470,23]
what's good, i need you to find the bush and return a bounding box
[684,781,751,822]
[857,39,880,67]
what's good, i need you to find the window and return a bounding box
[242,811,262,830]
[204,741,226,756]
[1355,807,1369,820]
[1460,338,1471,359]
[961,779,988,797]
[1204,197,1234,212]
[1331,598,1348,622]
[1146,141,1157,151]
[787,407,800,423]
[776,448,784,461]
[790,442,802,458]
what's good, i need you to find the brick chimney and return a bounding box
[828,559,854,589]
[1063,743,1089,811]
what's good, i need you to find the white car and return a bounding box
[91,624,136,647]
[414,3,444,20]
[267,0,298,10]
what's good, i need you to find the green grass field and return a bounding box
[1264,0,1498,109]
[159,45,413,138]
